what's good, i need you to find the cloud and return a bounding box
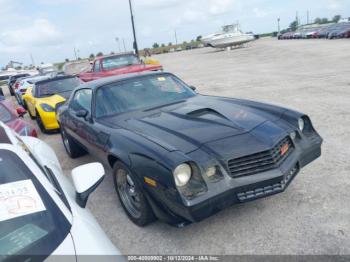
[209,0,236,15]
[1,18,61,47]
[253,7,268,18]
[327,0,343,10]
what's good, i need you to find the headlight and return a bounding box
[298,118,305,131]
[173,163,192,187]
[41,103,55,112]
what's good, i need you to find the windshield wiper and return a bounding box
[143,100,186,112]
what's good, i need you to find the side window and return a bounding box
[70,89,92,112]
[94,61,101,72]
[31,85,36,96]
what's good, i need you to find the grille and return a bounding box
[228,137,293,178]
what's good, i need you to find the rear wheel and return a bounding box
[60,127,86,158]
[113,161,155,227]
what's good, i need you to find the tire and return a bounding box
[113,161,156,227]
[60,127,86,158]
[36,110,48,133]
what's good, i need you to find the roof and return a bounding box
[76,71,169,91]
[35,75,78,86]
[94,52,135,61]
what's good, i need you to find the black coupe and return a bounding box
[57,72,322,226]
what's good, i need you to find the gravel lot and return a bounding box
[2,37,350,255]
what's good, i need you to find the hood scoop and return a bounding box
[186,108,229,121]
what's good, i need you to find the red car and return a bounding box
[0,99,38,137]
[79,53,163,82]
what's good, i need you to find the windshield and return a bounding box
[0,104,13,123]
[36,77,81,98]
[102,55,140,70]
[95,74,196,117]
[0,149,71,260]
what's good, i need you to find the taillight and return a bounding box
[14,83,19,89]
[31,129,38,137]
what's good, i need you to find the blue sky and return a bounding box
[0,0,349,67]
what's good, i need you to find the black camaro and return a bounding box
[57,72,322,227]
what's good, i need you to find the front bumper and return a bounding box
[40,111,60,130]
[147,134,322,225]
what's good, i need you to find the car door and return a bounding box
[65,89,94,152]
[90,60,102,81]
[82,61,101,82]
[25,86,37,117]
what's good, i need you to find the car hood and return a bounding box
[104,95,284,153]
[37,94,68,107]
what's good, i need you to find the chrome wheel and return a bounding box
[116,169,141,218]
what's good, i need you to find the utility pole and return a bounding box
[74,47,78,60]
[115,37,121,52]
[128,0,139,57]
[174,29,178,45]
[296,11,299,26]
[277,18,281,34]
[307,10,310,24]
[30,53,35,67]
[123,39,126,52]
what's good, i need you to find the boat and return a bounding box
[202,24,255,49]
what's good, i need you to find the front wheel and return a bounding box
[113,162,155,227]
[60,127,86,158]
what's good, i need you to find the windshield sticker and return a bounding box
[0,224,48,256]
[0,180,46,222]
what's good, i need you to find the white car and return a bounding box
[0,122,121,260]
[14,75,50,105]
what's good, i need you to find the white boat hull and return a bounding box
[208,34,255,48]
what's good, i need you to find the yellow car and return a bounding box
[22,76,81,133]
[144,57,161,66]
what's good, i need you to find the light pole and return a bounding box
[115,37,121,52]
[123,39,126,52]
[174,29,178,45]
[128,0,139,57]
[277,18,281,34]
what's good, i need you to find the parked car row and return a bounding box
[4,52,323,228]
[278,22,350,40]
[1,50,323,257]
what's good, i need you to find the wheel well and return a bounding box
[108,155,120,168]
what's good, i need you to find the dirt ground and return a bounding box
[2,37,350,255]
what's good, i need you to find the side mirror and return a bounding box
[76,109,88,118]
[190,86,197,91]
[72,163,105,208]
[16,107,27,117]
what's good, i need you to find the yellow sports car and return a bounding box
[22,76,81,132]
